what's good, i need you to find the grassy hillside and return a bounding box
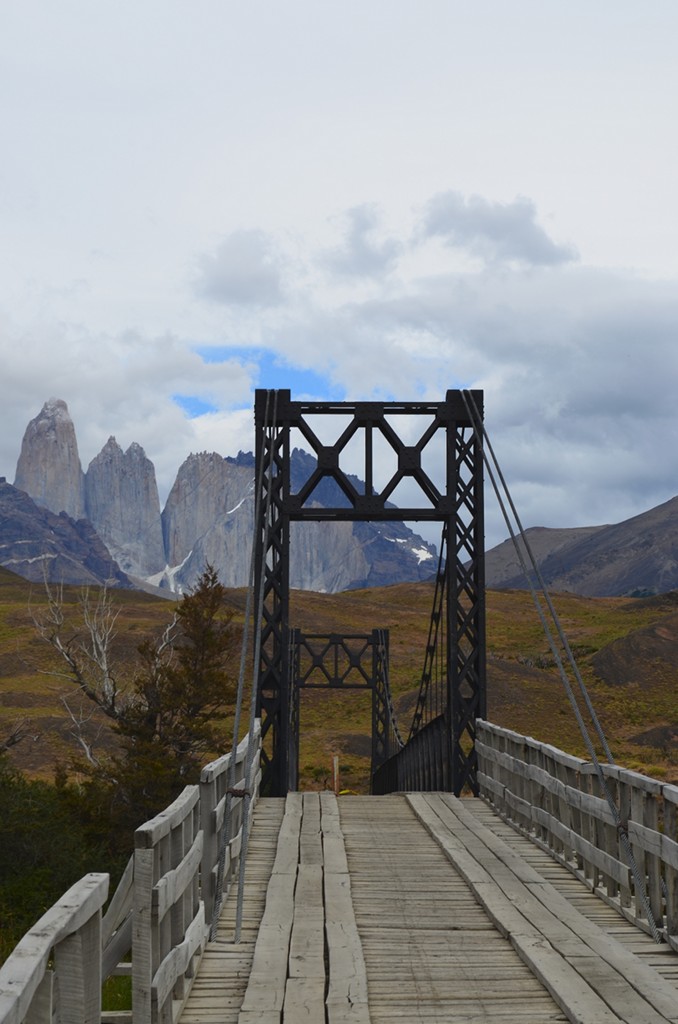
[1,566,678,790]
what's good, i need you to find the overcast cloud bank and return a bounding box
[2,2,676,549]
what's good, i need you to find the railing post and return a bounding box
[664,785,678,943]
[54,910,103,1024]
[0,873,108,1024]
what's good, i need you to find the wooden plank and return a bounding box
[288,864,325,979]
[239,796,301,1017]
[425,796,678,1024]
[341,795,570,1024]
[154,831,203,920]
[283,977,326,1020]
[0,872,108,1024]
[321,794,371,1023]
[179,797,284,1024]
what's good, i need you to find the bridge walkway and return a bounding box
[179,794,678,1024]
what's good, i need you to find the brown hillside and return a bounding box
[2,566,678,789]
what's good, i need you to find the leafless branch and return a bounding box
[1,719,36,752]
[59,694,104,767]
[31,575,127,720]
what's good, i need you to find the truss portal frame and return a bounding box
[254,389,486,796]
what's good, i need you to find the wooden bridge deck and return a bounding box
[179,794,678,1024]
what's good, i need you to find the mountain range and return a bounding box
[3,398,677,598]
[3,399,437,593]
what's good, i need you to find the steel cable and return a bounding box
[461,389,662,943]
[378,628,406,751]
[209,390,275,941]
[233,389,279,942]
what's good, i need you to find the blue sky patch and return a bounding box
[194,345,345,401]
[172,394,219,418]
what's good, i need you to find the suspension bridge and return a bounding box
[3,390,678,1024]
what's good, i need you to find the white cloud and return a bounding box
[417,191,578,267]
[195,230,283,308]
[321,205,402,279]
[1,1,678,553]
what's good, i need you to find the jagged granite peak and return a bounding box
[159,447,436,594]
[85,436,165,577]
[10,402,437,594]
[14,398,86,519]
[161,451,253,571]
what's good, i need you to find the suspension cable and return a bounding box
[378,628,405,750]
[408,522,448,739]
[233,389,279,943]
[209,390,275,940]
[461,390,662,942]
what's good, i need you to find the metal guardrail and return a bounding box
[0,722,262,1024]
[372,714,451,794]
[477,719,678,948]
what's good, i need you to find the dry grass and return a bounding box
[2,567,678,791]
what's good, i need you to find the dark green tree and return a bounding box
[105,565,239,833]
[0,755,107,962]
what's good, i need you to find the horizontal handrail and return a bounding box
[0,873,109,1024]
[0,722,262,1024]
[477,719,678,948]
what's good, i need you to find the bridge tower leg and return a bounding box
[447,414,487,793]
[254,389,292,797]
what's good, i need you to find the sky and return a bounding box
[2,1,677,550]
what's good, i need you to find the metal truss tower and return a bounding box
[254,389,486,796]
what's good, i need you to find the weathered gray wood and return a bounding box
[0,873,108,1024]
[341,795,569,1024]
[54,909,102,1024]
[239,795,302,1018]
[136,785,200,848]
[415,794,678,1024]
[153,903,206,1010]
[102,854,134,947]
[477,718,678,942]
[322,794,370,1023]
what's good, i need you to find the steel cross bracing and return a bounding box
[254,388,486,796]
[287,630,391,790]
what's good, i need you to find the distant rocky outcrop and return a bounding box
[15,399,678,599]
[12,401,437,594]
[0,480,129,587]
[86,437,165,576]
[160,451,255,590]
[14,399,86,520]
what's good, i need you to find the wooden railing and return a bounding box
[477,719,678,949]
[0,722,262,1024]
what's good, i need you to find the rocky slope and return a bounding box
[486,496,678,597]
[86,437,165,577]
[16,398,678,598]
[0,479,129,587]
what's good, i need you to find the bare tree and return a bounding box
[1,719,35,753]
[32,578,134,721]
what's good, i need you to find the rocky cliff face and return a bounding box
[14,399,86,519]
[160,452,255,590]
[11,400,438,594]
[85,437,165,576]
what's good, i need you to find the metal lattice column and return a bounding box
[448,419,487,794]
